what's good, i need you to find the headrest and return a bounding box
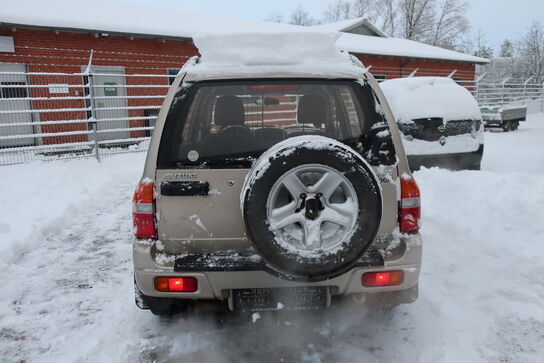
[297,95,329,128]
[214,95,245,126]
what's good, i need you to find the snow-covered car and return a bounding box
[381,77,484,170]
[132,33,422,315]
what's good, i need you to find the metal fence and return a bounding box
[1,62,543,165]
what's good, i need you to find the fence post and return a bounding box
[523,76,534,99]
[501,77,511,105]
[84,50,100,162]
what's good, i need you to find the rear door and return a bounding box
[154,80,400,254]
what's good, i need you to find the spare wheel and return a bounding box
[241,136,382,281]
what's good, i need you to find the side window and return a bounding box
[362,92,396,166]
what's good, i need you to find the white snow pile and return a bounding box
[380,77,481,123]
[186,32,366,79]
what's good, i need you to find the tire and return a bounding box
[502,121,511,132]
[511,121,519,131]
[241,136,382,281]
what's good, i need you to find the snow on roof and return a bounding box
[0,0,300,39]
[312,17,388,37]
[1,0,488,64]
[337,33,487,64]
[380,77,482,122]
[184,32,366,81]
[313,17,370,32]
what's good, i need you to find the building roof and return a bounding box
[312,17,389,37]
[0,0,489,64]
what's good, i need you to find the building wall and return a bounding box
[355,54,476,83]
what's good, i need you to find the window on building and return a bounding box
[372,75,387,82]
[0,82,28,98]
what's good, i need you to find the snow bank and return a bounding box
[186,32,365,79]
[380,77,482,123]
[0,154,145,270]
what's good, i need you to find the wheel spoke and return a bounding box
[311,172,343,199]
[302,219,322,249]
[281,173,307,199]
[321,209,352,229]
[269,212,302,231]
[328,198,356,218]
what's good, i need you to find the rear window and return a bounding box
[157,80,392,168]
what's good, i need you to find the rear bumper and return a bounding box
[408,144,484,171]
[133,235,422,304]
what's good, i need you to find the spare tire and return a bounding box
[241,136,382,281]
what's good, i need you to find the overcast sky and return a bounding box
[117,0,543,51]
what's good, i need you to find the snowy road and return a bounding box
[1,115,544,362]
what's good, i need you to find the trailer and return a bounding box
[480,104,527,132]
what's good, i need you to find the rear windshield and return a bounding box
[157,80,393,168]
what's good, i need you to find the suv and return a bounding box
[381,77,484,170]
[132,33,422,315]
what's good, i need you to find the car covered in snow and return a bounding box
[132,33,422,315]
[381,77,484,170]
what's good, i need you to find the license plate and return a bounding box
[232,286,328,312]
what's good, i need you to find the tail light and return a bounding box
[132,179,157,239]
[154,277,198,292]
[399,176,421,233]
[362,271,404,287]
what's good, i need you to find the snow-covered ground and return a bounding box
[1,114,543,362]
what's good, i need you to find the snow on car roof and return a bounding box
[183,32,366,81]
[2,0,488,64]
[380,77,482,122]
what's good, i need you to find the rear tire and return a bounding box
[502,121,511,132]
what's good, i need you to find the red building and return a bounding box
[0,4,488,151]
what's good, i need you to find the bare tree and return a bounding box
[373,0,399,36]
[430,0,469,49]
[401,0,436,41]
[265,12,285,23]
[351,0,380,22]
[289,5,320,26]
[519,21,544,82]
[324,0,353,22]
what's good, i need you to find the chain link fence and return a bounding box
[1,59,543,165]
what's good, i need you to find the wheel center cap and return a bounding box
[305,198,322,220]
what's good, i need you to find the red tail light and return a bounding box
[362,271,404,287]
[154,277,198,292]
[132,179,157,239]
[399,176,421,234]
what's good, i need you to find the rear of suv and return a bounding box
[133,33,422,315]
